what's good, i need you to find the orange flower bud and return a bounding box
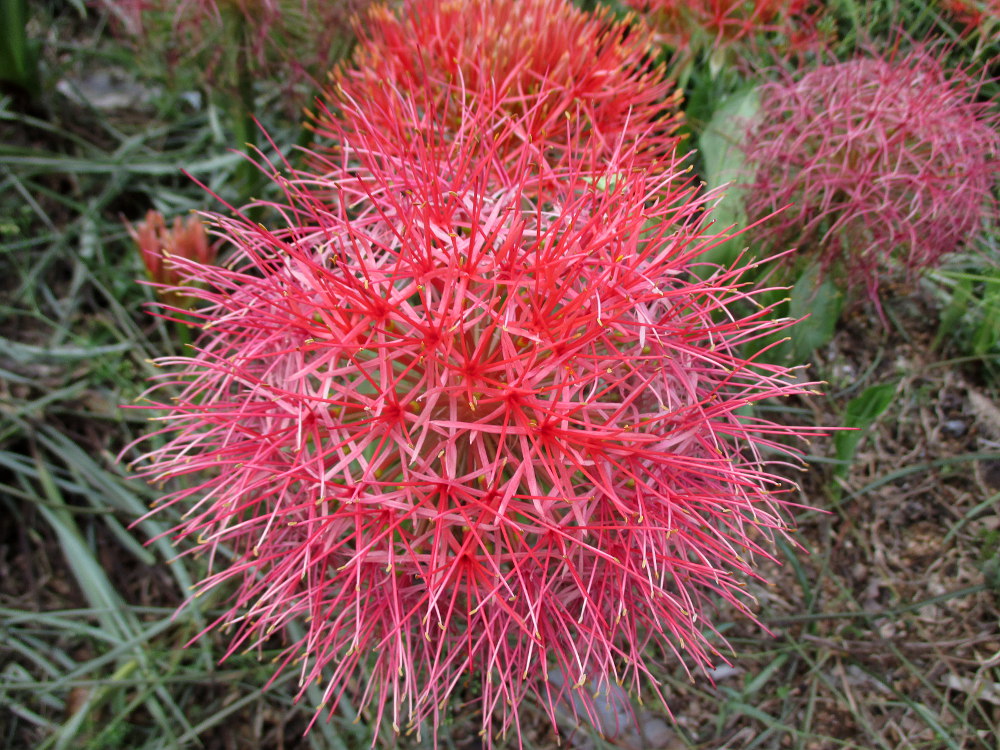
[127,210,218,307]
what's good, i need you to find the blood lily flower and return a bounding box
[310,0,682,179]
[742,46,999,306]
[127,209,217,307]
[621,0,815,55]
[129,77,820,744]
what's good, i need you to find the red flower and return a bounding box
[130,80,819,744]
[310,0,682,179]
[937,0,1000,32]
[743,46,999,306]
[127,209,218,307]
[621,0,814,52]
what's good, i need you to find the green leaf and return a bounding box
[834,383,897,479]
[743,653,789,696]
[933,276,973,351]
[972,279,1000,356]
[0,0,39,95]
[697,86,759,269]
[580,173,623,191]
[788,263,844,363]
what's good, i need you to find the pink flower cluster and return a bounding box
[743,46,999,305]
[132,0,819,743]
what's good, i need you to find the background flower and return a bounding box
[742,45,999,306]
[621,0,816,54]
[937,0,1000,32]
[309,0,683,179]
[127,209,218,308]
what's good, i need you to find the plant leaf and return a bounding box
[697,86,758,269]
[788,262,844,362]
[834,383,897,479]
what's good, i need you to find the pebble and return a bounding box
[642,716,673,747]
[941,419,967,437]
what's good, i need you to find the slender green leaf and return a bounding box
[788,263,843,362]
[833,383,896,480]
[697,86,758,269]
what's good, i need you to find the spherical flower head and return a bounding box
[310,0,682,178]
[743,46,999,306]
[131,86,819,745]
[621,0,814,54]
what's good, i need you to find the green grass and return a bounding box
[0,6,366,746]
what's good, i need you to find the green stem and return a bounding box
[0,0,40,105]
[233,47,257,199]
[174,318,192,351]
[221,7,260,204]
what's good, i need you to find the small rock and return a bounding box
[876,618,896,638]
[706,664,741,680]
[642,716,674,747]
[548,668,633,740]
[56,69,160,111]
[851,562,868,582]
[941,419,967,437]
[970,390,1000,439]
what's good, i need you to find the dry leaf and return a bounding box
[942,674,1000,706]
[969,390,1000,440]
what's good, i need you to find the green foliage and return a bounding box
[785,263,844,363]
[979,518,1000,595]
[0,0,39,99]
[733,261,844,368]
[697,85,758,270]
[819,0,998,95]
[933,255,1000,382]
[825,0,942,49]
[833,382,897,481]
[981,554,1000,592]
[0,28,350,744]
